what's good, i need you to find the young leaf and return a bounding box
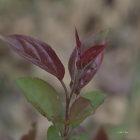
[68,28,82,88]
[76,42,108,69]
[1,35,65,80]
[15,77,62,121]
[83,91,106,109]
[68,31,98,90]
[47,125,62,140]
[70,50,106,94]
[95,127,108,140]
[78,50,105,90]
[69,97,94,128]
[68,30,108,94]
[75,28,82,59]
[68,48,77,88]
[20,123,36,140]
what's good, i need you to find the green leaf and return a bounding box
[83,91,106,109]
[71,120,82,129]
[15,77,62,120]
[69,97,94,128]
[61,102,66,121]
[69,134,88,140]
[47,125,63,140]
[70,97,94,121]
[55,102,66,133]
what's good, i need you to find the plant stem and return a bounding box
[64,84,76,139]
[60,80,70,139]
[60,80,69,100]
[60,80,75,139]
[60,80,70,126]
[64,99,70,138]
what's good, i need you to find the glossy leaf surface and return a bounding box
[76,43,107,69]
[83,91,106,109]
[2,35,65,80]
[15,77,62,120]
[47,125,62,140]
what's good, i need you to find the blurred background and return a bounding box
[0,0,140,140]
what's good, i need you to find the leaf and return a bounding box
[83,91,106,109]
[76,42,108,69]
[15,77,62,120]
[69,97,94,128]
[70,91,105,128]
[95,127,108,140]
[54,102,66,133]
[52,97,94,127]
[68,30,108,94]
[69,134,88,140]
[47,125,63,140]
[78,50,105,90]
[68,28,82,89]
[68,48,77,88]
[21,123,37,140]
[1,34,65,80]
[75,28,82,59]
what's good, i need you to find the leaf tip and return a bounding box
[75,28,81,53]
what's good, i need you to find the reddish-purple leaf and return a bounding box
[68,33,94,88]
[2,34,65,80]
[81,32,101,52]
[76,42,108,69]
[68,29,82,86]
[68,48,77,87]
[75,28,82,59]
[76,50,105,93]
[68,30,108,94]
[95,127,109,140]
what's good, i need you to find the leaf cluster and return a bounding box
[0,28,109,140]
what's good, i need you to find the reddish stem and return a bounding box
[60,80,76,139]
[60,80,68,101]
[60,80,70,138]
